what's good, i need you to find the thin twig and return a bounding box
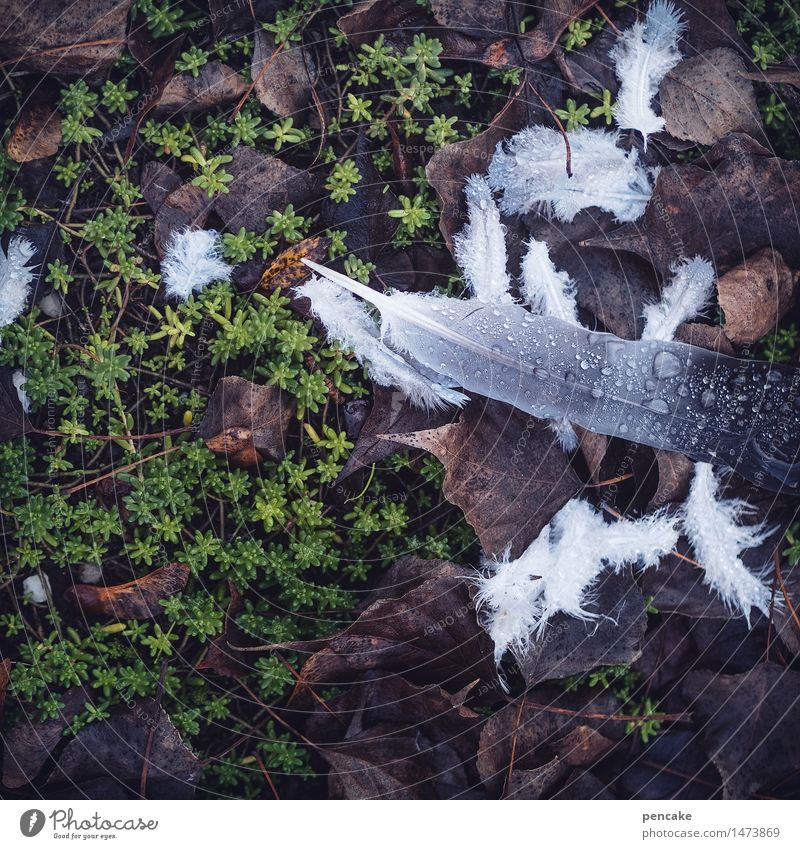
[254,752,281,799]
[64,445,181,495]
[523,699,690,724]
[0,39,125,67]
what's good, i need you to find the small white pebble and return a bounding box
[78,562,103,584]
[38,291,64,318]
[23,573,51,604]
[12,369,29,412]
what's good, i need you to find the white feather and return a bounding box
[641,255,716,342]
[520,238,579,324]
[487,125,654,223]
[475,498,680,664]
[683,463,774,623]
[161,228,232,301]
[452,175,512,303]
[0,236,37,329]
[610,0,686,148]
[297,275,468,410]
[522,238,581,450]
[549,417,579,452]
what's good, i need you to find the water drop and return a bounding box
[700,389,716,409]
[652,350,682,379]
[644,398,670,415]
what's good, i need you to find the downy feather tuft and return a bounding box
[521,238,579,324]
[487,125,654,223]
[683,462,774,623]
[296,275,468,410]
[0,236,37,330]
[641,255,716,342]
[610,0,686,148]
[475,498,680,665]
[161,228,232,301]
[453,175,512,303]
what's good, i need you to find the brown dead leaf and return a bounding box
[157,62,247,114]
[1,686,91,789]
[586,134,800,277]
[684,664,800,799]
[65,562,189,620]
[0,0,133,76]
[517,572,648,687]
[390,400,582,558]
[289,557,495,693]
[197,585,249,678]
[337,0,426,49]
[554,244,660,340]
[6,104,61,163]
[650,450,695,508]
[153,183,215,257]
[477,686,620,796]
[198,376,295,466]
[336,385,457,482]
[309,675,484,800]
[431,0,511,35]
[140,161,182,215]
[717,247,797,346]
[660,48,763,146]
[252,30,315,118]
[44,698,200,798]
[260,235,330,292]
[521,1,599,63]
[213,146,317,233]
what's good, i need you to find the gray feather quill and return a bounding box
[302,260,800,493]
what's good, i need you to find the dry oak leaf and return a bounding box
[287,557,495,694]
[586,134,800,277]
[717,247,797,346]
[336,384,457,482]
[307,674,485,800]
[518,571,648,688]
[198,376,294,466]
[390,400,582,559]
[683,664,800,799]
[43,698,200,799]
[153,182,215,258]
[212,146,317,233]
[6,104,61,163]
[660,48,763,146]
[251,30,315,118]
[477,685,620,797]
[1,686,91,790]
[157,62,247,115]
[65,561,189,620]
[0,0,133,76]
